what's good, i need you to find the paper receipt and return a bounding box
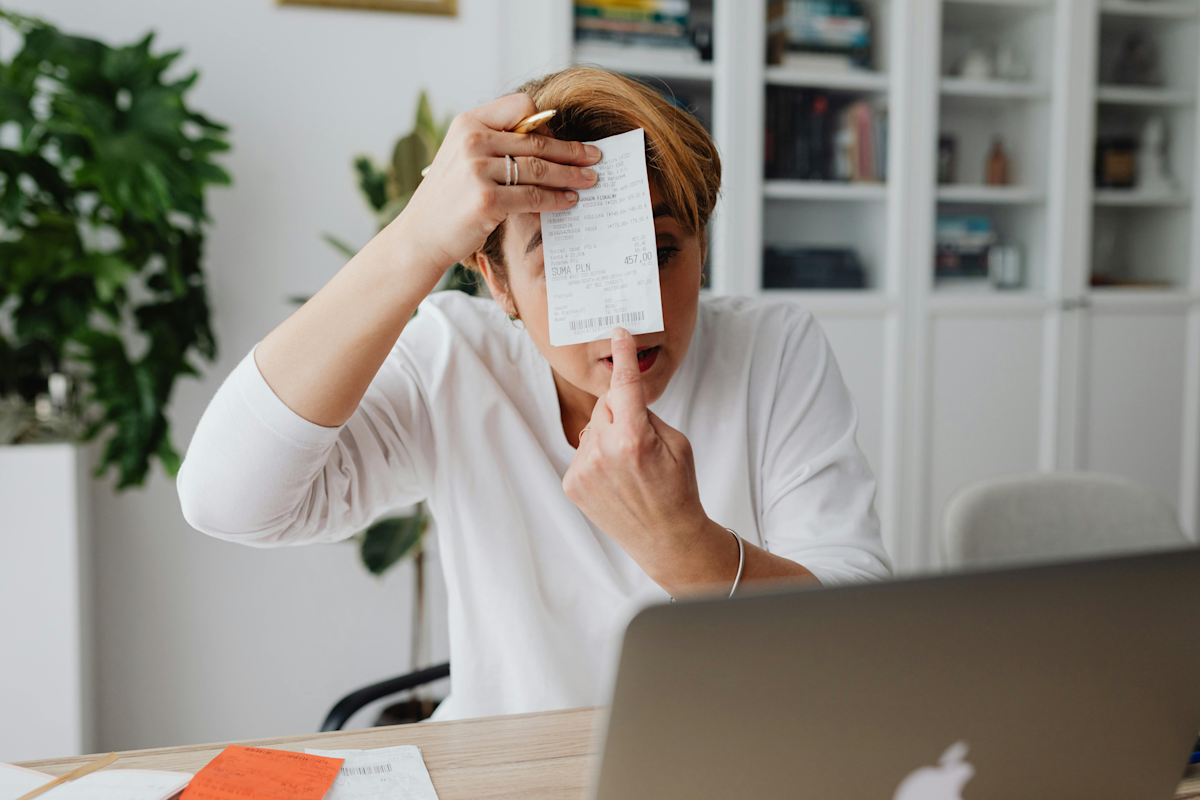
[541,128,663,346]
[304,745,439,800]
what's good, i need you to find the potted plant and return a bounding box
[0,8,230,484]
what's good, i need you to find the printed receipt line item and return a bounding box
[541,127,664,347]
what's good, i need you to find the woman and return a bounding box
[178,67,890,721]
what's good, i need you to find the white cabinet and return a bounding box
[1080,304,1190,503]
[926,311,1048,563]
[817,313,890,479]
[504,0,1200,573]
[0,444,94,762]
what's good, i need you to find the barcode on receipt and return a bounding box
[568,311,645,333]
[340,764,394,776]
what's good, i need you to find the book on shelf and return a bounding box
[765,86,887,182]
[767,0,872,69]
[935,215,995,281]
[575,0,710,54]
[764,247,866,289]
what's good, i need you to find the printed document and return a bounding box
[305,745,439,800]
[541,127,664,346]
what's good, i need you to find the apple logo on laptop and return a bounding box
[892,741,974,800]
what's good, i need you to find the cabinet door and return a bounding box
[1081,309,1189,507]
[927,313,1048,560]
[815,311,898,554]
[814,314,888,478]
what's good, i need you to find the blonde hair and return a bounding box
[467,66,722,286]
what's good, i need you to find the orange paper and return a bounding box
[180,745,343,800]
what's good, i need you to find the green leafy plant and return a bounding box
[0,9,229,487]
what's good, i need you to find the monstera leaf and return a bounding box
[358,509,428,576]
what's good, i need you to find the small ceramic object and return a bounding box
[959,49,993,81]
[1137,116,1174,193]
[988,244,1023,289]
[994,45,1029,81]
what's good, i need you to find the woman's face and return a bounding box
[482,184,702,405]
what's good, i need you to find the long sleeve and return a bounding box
[177,341,435,547]
[757,311,892,585]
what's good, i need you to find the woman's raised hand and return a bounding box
[563,328,728,593]
[396,93,601,277]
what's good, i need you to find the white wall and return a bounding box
[3,0,505,754]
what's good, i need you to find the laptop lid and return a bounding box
[591,547,1200,800]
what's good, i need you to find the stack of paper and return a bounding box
[0,762,192,800]
[304,745,440,800]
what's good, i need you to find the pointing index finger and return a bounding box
[606,327,648,422]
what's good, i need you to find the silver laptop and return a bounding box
[592,546,1200,799]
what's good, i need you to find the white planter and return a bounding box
[0,443,94,761]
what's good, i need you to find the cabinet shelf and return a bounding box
[940,77,1049,99]
[1087,287,1197,311]
[1093,188,1191,206]
[765,66,889,92]
[764,180,888,201]
[937,185,1046,204]
[943,0,1053,8]
[572,44,713,81]
[1095,85,1195,106]
[927,292,1055,315]
[761,289,895,314]
[1099,0,1197,18]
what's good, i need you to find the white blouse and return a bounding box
[177,291,891,721]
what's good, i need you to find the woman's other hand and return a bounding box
[563,327,738,595]
[397,93,601,277]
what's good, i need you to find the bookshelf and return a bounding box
[507,0,1200,574]
[760,0,898,297]
[1099,0,1197,17]
[765,66,890,91]
[765,180,888,200]
[573,42,716,81]
[936,184,1045,202]
[1091,0,1200,290]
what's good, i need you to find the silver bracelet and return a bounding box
[668,528,744,603]
[727,528,745,598]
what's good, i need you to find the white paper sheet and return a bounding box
[304,745,439,800]
[0,766,192,800]
[0,763,49,799]
[541,127,664,346]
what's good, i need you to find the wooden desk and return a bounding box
[17,707,598,800]
[16,707,1200,799]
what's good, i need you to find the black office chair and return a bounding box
[320,662,450,732]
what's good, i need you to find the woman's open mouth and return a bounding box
[602,346,660,373]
